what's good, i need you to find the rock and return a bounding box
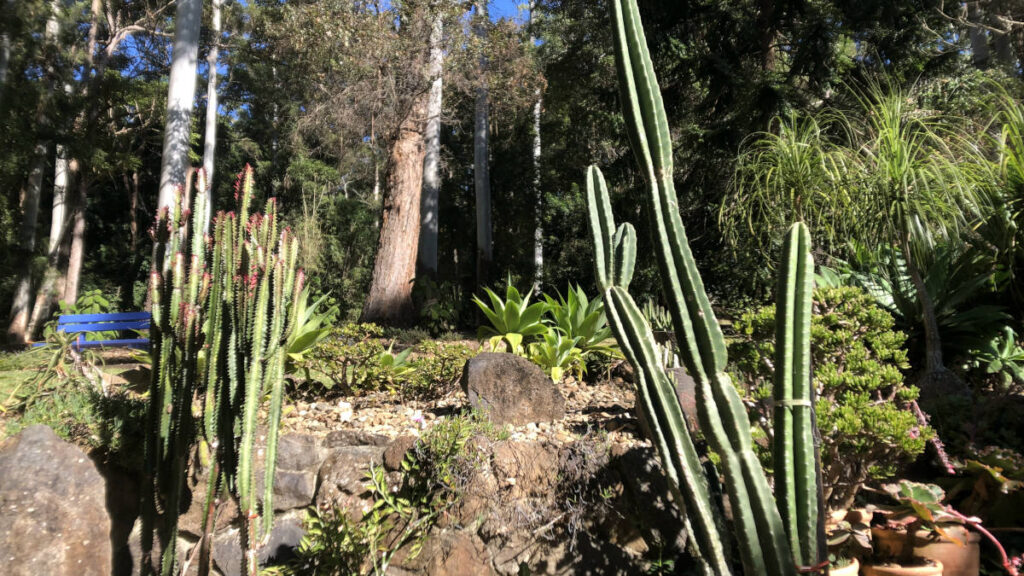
[668,366,700,431]
[275,434,323,471]
[411,531,494,576]
[272,470,317,511]
[384,435,417,471]
[315,445,386,515]
[461,353,565,426]
[212,511,305,576]
[490,441,558,497]
[324,429,390,448]
[0,425,112,576]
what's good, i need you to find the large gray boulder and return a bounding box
[461,353,565,426]
[0,425,113,576]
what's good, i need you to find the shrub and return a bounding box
[730,286,931,510]
[292,323,476,399]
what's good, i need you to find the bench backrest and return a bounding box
[56,312,151,333]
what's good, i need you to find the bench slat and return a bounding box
[57,312,151,323]
[74,338,150,350]
[58,321,150,333]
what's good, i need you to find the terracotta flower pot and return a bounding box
[862,559,943,576]
[831,557,860,576]
[871,526,980,576]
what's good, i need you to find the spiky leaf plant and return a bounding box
[141,167,305,576]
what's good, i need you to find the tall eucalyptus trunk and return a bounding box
[27,148,72,337]
[473,0,492,287]
[157,0,203,211]
[201,0,222,234]
[361,93,429,325]
[7,0,61,344]
[529,1,543,291]
[418,10,444,279]
[0,0,11,109]
[62,177,87,306]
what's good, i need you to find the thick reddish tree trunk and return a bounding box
[361,93,429,326]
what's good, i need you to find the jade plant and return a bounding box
[141,167,304,576]
[582,1,826,573]
[730,286,931,510]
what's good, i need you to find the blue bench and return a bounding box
[33,312,151,351]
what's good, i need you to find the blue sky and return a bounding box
[489,0,526,23]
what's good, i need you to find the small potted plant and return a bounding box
[828,511,872,576]
[870,480,1019,576]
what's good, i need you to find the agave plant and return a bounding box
[528,330,583,382]
[472,283,548,353]
[286,286,338,368]
[543,284,616,356]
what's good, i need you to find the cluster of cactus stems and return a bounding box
[584,1,825,574]
[141,166,302,576]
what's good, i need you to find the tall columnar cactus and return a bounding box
[142,167,302,576]
[583,1,824,574]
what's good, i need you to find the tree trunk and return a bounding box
[968,2,991,68]
[121,171,140,310]
[473,1,492,288]
[27,150,73,338]
[7,148,48,344]
[0,0,11,109]
[418,11,444,279]
[7,0,62,344]
[529,1,543,292]
[361,94,429,325]
[201,0,222,234]
[62,176,88,306]
[157,0,203,212]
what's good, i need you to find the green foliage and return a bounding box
[528,330,583,382]
[412,277,463,336]
[293,324,475,399]
[963,326,1024,393]
[473,282,548,354]
[543,284,615,355]
[262,411,502,576]
[731,286,929,509]
[820,242,1011,362]
[286,286,339,367]
[45,289,118,341]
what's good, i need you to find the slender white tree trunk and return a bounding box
[27,147,71,337]
[418,10,444,279]
[0,0,11,109]
[530,1,543,292]
[201,0,222,233]
[7,0,61,344]
[157,0,203,211]
[473,1,492,286]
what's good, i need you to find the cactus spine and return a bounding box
[583,1,824,573]
[142,167,302,576]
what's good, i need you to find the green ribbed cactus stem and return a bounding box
[586,164,731,575]
[592,1,825,574]
[773,222,820,568]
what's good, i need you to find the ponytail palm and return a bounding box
[724,84,991,384]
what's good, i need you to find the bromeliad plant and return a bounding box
[141,167,305,576]
[472,282,548,353]
[583,1,825,573]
